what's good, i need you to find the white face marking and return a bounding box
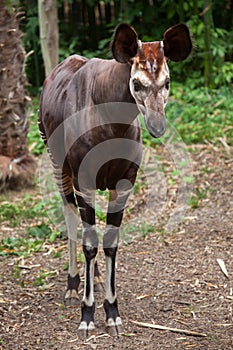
[129,48,170,138]
[130,64,152,89]
[156,60,169,86]
[130,61,170,112]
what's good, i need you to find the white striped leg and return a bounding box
[78,224,98,339]
[102,187,132,335]
[103,225,122,336]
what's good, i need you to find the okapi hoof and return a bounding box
[64,273,80,306]
[64,289,79,306]
[104,299,123,336]
[78,321,95,340]
[107,318,123,337]
[78,301,95,340]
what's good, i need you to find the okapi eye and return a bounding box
[133,79,141,92]
[165,78,170,90]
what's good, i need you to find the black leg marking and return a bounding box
[104,299,123,336]
[78,301,95,340]
[85,257,91,300]
[83,245,98,299]
[68,273,80,290]
[64,273,80,306]
[103,246,122,336]
[79,244,97,339]
[81,301,95,324]
[94,261,104,292]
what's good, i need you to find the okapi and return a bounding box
[38,23,192,338]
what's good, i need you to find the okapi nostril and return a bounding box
[145,115,166,138]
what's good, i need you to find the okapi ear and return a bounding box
[163,23,192,62]
[111,23,138,63]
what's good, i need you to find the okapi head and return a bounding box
[111,23,192,138]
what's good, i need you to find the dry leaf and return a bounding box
[136,293,154,300]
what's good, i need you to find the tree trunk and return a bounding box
[0,3,36,192]
[202,0,214,88]
[38,0,59,77]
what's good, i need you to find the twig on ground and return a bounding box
[131,320,207,337]
[217,258,229,279]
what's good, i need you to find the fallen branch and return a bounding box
[131,320,207,337]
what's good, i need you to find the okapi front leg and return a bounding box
[78,224,98,339]
[103,187,132,335]
[103,228,122,336]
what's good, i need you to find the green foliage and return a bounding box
[18,0,233,93]
[27,223,52,238]
[0,194,64,257]
[167,83,233,145]
[0,195,47,227]
[121,222,154,242]
[27,99,45,155]
[189,189,207,208]
[95,202,106,222]
[0,236,43,257]
[33,269,57,289]
[141,83,233,147]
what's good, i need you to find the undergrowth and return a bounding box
[168,83,233,145]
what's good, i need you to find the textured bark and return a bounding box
[0,3,36,191]
[202,0,214,87]
[38,0,59,77]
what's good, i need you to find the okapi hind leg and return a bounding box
[55,168,81,306]
[94,261,104,292]
[63,192,81,306]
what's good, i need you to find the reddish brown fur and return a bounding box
[136,42,164,78]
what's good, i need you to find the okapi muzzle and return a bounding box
[39,21,192,339]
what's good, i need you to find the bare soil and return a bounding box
[1,144,233,350]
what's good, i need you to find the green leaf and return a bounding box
[49,231,58,243]
[27,223,52,238]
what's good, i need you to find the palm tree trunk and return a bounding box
[0,3,36,191]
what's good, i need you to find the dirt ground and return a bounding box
[1,144,233,350]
